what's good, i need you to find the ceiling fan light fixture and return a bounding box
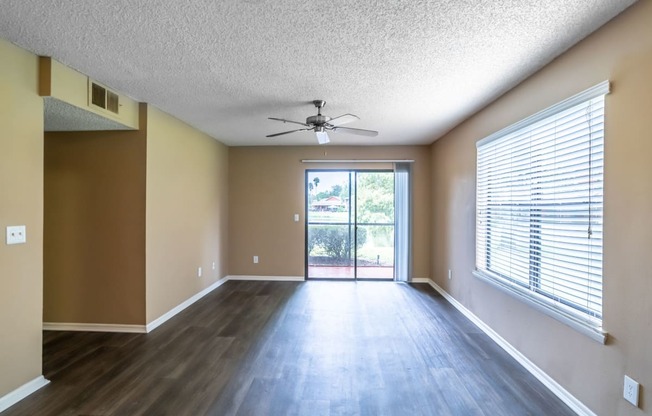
[315,129,330,144]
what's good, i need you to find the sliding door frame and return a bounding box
[304,168,395,281]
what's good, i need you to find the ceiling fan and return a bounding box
[267,100,378,144]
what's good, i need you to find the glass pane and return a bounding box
[356,224,394,279]
[355,172,394,224]
[356,172,395,280]
[307,171,354,279]
[307,224,355,278]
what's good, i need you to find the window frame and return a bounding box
[474,81,610,344]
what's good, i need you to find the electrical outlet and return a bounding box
[448,269,452,280]
[212,262,216,270]
[253,256,259,264]
[624,375,639,407]
[197,267,202,277]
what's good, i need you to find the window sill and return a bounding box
[473,270,608,344]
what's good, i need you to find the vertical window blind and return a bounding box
[475,82,609,326]
[394,162,412,282]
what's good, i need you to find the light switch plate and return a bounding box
[294,214,300,222]
[6,225,26,245]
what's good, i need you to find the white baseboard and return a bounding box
[0,376,49,413]
[7,276,294,411]
[146,276,229,333]
[424,279,596,416]
[42,276,302,336]
[226,275,304,282]
[146,276,302,332]
[25,277,591,415]
[43,323,147,333]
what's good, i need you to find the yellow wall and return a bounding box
[228,146,431,278]
[0,40,44,396]
[430,2,652,414]
[43,108,147,325]
[145,106,229,323]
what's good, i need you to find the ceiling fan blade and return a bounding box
[315,130,330,144]
[327,113,359,127]
[266,128,309,138]
[332,126,378,137]
[268,117,311,127]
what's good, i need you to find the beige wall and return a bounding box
[430,2,652,414]
[0,40,44,396]
[146,106,229,323]
[43,110,147,324]
[228,146,431,278]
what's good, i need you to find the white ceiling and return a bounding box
[0,0,637,146]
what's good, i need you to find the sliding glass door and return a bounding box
[306,170,395,280]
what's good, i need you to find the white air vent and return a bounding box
[88,80,119,114]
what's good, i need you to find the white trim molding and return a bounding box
[12,276,301,411]
[226,275,304,282]
[43,322,147,333]
[42,276,303,336]
[43,278,230,335]
[147,276,303,331]
[477,80,610,148]
[146,276,230,333]
[0,376,49,413]
[473,271,607,344]
[423,279,597,416]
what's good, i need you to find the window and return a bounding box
[475,82,609,342]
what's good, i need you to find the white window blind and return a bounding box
[476,82,609,329]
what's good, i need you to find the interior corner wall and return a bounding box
[228,146,431,278]
[429,2,652,415]
[145,106,229,324]
[0,40,44,396]
[44,127,147,325]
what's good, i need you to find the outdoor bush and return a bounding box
[309,226,367,260]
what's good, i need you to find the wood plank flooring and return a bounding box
[2,281,576,415]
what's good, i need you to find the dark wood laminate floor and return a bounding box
[2,281,575,416]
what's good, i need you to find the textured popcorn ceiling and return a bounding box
[0,0,637,146]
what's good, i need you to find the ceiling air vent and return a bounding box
[91,82,106,109]
[89,81,120,114]
[106,91,119,114]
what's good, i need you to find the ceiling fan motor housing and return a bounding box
[306,115,331,126]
